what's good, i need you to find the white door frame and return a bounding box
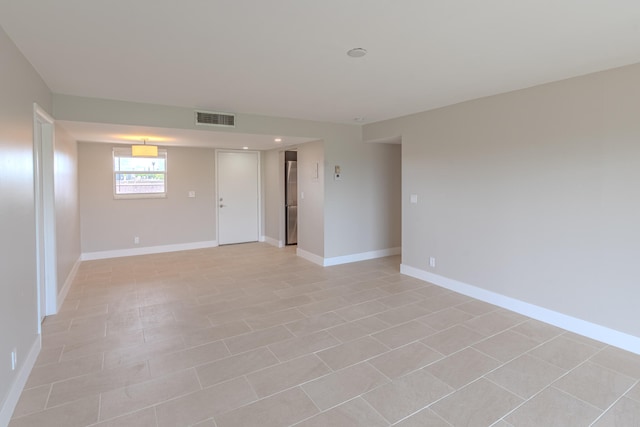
[33,103,57,329]
[215,149,262,245]
[279,150,286,247]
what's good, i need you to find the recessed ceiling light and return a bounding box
[354,117,366,122]
[242,146,249,150]
[274,138,282,142]
[347,48,367,58]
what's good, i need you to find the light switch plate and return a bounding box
[410,194,418,204]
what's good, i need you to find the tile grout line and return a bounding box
[392,401,453,426]
[294,386,323,423]
[422,327,602,424]
[359,394,394,426]
[96,393,102,424]
[43,383,53,416]
[241,373,261,404]
[587,378,640,426]
[587,345,640,379]
[90,370,207,425]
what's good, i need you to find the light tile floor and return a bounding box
[9,243,640,426]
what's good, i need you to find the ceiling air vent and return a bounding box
[195,110,235,127]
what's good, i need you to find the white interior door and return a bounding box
[217,151,260,245]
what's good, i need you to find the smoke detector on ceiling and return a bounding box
[347,48,367,58]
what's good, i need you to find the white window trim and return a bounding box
[113,147,168,199]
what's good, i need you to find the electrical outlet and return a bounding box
[11,349,16,371]
[134,236,140,244]
[429,257,436,268]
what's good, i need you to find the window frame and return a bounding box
[112,147,168,199]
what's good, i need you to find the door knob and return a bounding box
[220,204,225,208]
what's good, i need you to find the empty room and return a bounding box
[1,1,640,426]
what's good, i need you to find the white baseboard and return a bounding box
[264,236,284,248]
[297,247,401,267]
[81,240,218,261]
[56,256,81,313]
[401,264,640,355]
[324,247,401,267]
[296,248,325,266]
[0,335,41,426]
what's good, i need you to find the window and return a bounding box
[113,148,167,198]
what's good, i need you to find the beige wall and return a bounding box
[54,125,81,293]
[78,143,216,253]
[56,95,402,261]
[263,148,284,245]
[0,26,52,416]
[364,62,640,339]
[298,140,325,256]
[324,140,401,257]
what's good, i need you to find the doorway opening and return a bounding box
[33,103,57,330]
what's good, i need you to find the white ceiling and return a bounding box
[56,121,317,151]
[2,1,640,146]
